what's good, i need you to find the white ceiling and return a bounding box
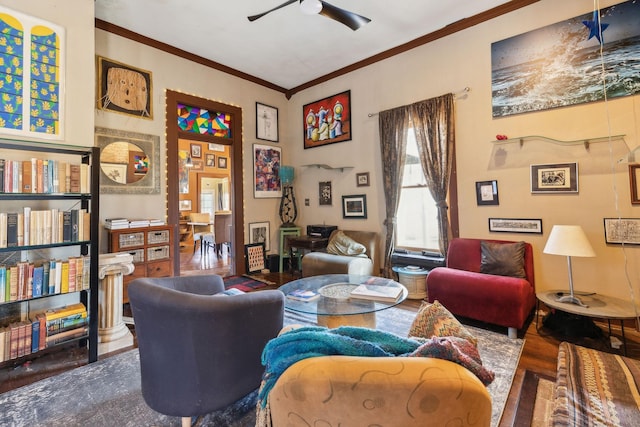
[94,0,516,91]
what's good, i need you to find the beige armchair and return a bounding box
[301,230,380,277]
[268,355,491,426]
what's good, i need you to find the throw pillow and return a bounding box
[480,241,527,279]
[326,230,367,256]
[408,300,477,346]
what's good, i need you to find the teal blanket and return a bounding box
[258,326,494,407]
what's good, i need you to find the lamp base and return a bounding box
[280,222,297,228]
[556,294,589,308]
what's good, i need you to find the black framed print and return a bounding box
[256,102,279,142]
[488,218,543,234]
[319,181,332,205]
[476,180,499,205]
[530,162,578,193]
[342,194,367,219]
[244,242,266,273]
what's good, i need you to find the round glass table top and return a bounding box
[279,274,408,317]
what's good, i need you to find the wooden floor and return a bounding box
[3,246,640,427]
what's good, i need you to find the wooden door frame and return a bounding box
[166,90,245,275]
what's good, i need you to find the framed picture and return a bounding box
[218,156,228,169]
[256,102,279,142]
[530,162,578,193]
[356,172,370,187]
[303,90,352,149]
[488,218,543,234]
[209,143,225,152]
[206,153,216,167]
[179,200,192,211]
[190,143,202,158]
[319,181,332,205]
[191,160,204,172]
[630,165,640,204]
[342,194,367,219]
[603,218,640,245]
[249,221,270,252]
[476,180,499,205]
[101,163,128,184]
[244,243,266,273]
[253,144,282,198]
[97,56,152,119]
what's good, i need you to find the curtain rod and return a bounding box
[367,87,471,117]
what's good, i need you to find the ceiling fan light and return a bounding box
[300,0,322,15]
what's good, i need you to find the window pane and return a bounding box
[396,129,440,251]
[396,187,440,250]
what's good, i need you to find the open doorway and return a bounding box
[165,90,245,276]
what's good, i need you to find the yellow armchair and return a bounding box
[268,354,491,427]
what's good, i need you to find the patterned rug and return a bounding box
[0,306,523,427]
[223,275,272,291]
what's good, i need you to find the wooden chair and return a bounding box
[189,213,214,254]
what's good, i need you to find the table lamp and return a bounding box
[543,225,596,307]
[278,166,298,227]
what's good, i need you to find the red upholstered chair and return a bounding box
[426,238,535,338]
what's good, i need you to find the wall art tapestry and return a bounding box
[303,90,351,149]
[97,56,152,119]
[0,6,65,139]
[253,144,282,198]
[491,1,640,117]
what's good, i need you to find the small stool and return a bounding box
[392,266,429,300]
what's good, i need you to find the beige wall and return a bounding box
[10,0,638,300]
[287,0,639,300]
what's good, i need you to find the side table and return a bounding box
[287,235,329,276]
[279,226,301,273]
[536,290,638,355]
[392,266,429,300]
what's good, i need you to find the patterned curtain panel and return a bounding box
[410,93,455,255]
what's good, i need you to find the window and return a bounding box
[395,129,440,252]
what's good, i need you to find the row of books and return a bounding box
[0,256,91,303]
[0,303,89,362]
[0,158,90,194]
[0,208,90,248]
[104,217,166,229]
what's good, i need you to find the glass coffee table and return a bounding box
[279,274,408,328]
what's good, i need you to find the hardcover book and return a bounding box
[286,289,320,302]
[349,284,403,303]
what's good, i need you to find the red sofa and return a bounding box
[427,238,535,338]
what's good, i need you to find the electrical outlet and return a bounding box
[304,198,310,206]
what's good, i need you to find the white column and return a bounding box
[98,253,135,355]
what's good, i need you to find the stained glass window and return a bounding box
[177,103,232,138]
[0,7,63,139]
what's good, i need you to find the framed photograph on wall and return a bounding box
[603,218,640,245]
[256,102,279,142]
[179,199,192,211]
[253,144,282,198]
[319,181,332,205]
[190,143,202,158]
[630,165,640,204]
[342,194,367,219]
[206,153,216,167]
[303,90,352,149]
[218,156,228,169]
[488,218,543,234]
[476,180,499,205]
[245,243,266,273]
[530,162,578,193]
[356,172,370,187]
[249,221,270,252]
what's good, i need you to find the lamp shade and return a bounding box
[543,225,595,257]
[279,166,295,185]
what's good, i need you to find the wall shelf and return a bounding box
[302,164,353,172]
[491,135,626,151]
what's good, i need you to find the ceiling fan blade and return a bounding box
[247,0,298,22]
[318,1,371,31]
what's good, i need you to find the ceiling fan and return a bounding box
[248,0,371,31]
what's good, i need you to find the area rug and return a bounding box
[513,370,555,427]
[223,275,271,291]
[0,307,523,427]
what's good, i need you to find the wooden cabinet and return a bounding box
[107,225,174,303]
